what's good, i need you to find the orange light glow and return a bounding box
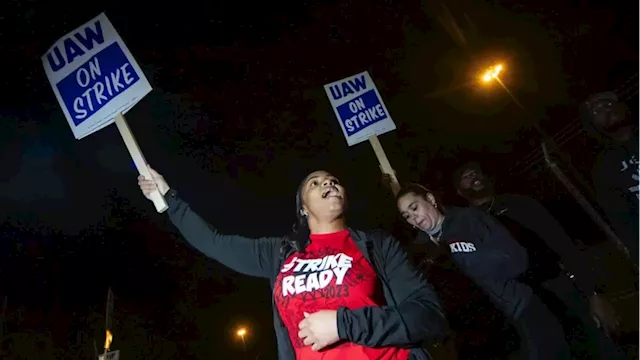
[481,64,503,83]
[104,329,113,350]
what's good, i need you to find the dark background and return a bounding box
[0,0,638,359]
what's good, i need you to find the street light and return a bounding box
[480,63,525,109]
[480,63,621,251]
[480,62,578,149]
[482,64,502,83]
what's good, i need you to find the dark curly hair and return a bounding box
[287,175,312,253]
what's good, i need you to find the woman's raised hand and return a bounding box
[138,166,170,200]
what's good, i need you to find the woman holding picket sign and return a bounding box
[138,167,446,359]
[393,182,571,360]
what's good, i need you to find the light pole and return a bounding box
[236,327,248,357]
[480,63,629,258]
[480,63,552,140]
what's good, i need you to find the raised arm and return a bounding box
[139,167,281,278]
[337,232,447,347]
[594,165,639,258]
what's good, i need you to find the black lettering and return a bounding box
[336,284,350,297]
[276,295,290,308]
[318,288,327,299]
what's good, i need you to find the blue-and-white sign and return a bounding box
[42,13,151,139]
[323,71,396,146]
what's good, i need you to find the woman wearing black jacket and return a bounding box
[395,183,570,360]
[138,168,446,360]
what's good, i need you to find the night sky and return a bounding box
[0,0,638,359]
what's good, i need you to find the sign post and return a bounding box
[98,350,120,360]
[41,12,167,213]
[115,114,168,211]
[323,71,400,187]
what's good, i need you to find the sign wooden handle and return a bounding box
[368,135,399,184]
[114,113,168,213]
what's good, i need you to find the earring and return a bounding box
[301,210,308,217]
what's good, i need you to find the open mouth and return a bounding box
[322,187,341,199]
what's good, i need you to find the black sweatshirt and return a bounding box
[477,194,597,295]
[164,189,446,359]
[418,207,532,320]
[593,133,639,263]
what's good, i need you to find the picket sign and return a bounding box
[41,12,167,213]
[324,71,400,186]
[115,114,167,212]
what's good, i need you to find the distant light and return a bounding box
[104,329,113,350]
[481,64,504,84]
[236,328,247,337]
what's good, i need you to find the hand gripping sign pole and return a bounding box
[369,135,401,194]
[41,12,167,213]
[115,113,168,212]
[324,71,401,193]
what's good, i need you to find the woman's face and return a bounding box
[301,170,347,221]
[397,192,441,232]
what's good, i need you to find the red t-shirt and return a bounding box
[273,229,410,360]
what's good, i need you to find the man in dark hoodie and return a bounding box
[453,162,624,359]
[581,91,639,264]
